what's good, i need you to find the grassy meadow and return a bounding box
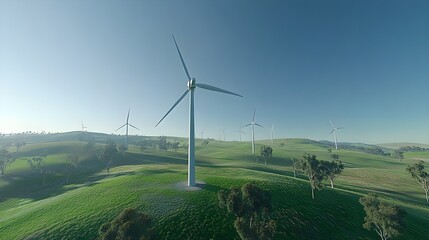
[1,135,429,239]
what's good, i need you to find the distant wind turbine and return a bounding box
[238,124,247,142]
[243,109,263,154]
[329,120,343,150]
[81,121,87,132]
[269,123,275,144]
[222,130,225,141]
[155,35,243,187]
[115,108,139,148]
[201,129,204,139]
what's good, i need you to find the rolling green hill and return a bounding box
[1,137,429,239]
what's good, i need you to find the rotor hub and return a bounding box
[187,78,196,89]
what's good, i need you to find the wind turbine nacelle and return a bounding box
[187,78,196,89]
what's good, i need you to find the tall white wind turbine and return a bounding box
[243,109,263,154]
[269,123,275,144]
[115,108,139,148]
[329,120,343,150]
[155,36,243,187]
[81,121,87,132]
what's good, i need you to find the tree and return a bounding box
[259,146,273,166]
[158,136,168,150]
[297,154,324,199]
[406,161,429,202]
[291,158,300,178]
[0,148,13,175]
[28,154,48,185]
[359,194,406,240]
[393,150,404,160]
[218,183,276,240]
[118,144,128,153]
[96,142,118,174]
[320,160,344,188]
[65,154,79,184]
[97,208,156,240]
[15,141,26,152]
[170,142,179,151]
[330,154,339,160]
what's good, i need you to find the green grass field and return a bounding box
[1,137,429,239]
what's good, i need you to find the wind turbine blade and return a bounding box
[242,123,251,128]
[329,120,334,129]
[172,35,191,81]
[155,89,189,127]
[337,127,344,130]
[115,123,127,132]
[253,109,256,122]
[127,108,130,123]
[195,83,243,97]
[129,123,140,130]
[241,130,247,135]
[330,129,335,135]
[255,123,264,128]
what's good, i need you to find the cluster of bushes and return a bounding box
[137,136,182,151]
[399,146,429,152]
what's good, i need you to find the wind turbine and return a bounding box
[242,109,263,154]
[155,36,242,187]
[201,129,204,139]
[269,123,275,144]
[222,130,225,141]
[81,121,87,132]
[115,108,139,148]
[238,124,247,141]
[329,120,343,150]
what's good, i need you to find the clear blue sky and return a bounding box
[1,0,428,144]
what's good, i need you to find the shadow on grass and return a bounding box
[0,150,188,204]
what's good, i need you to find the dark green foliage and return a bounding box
[97,208,156,240]
[137,139,158,150]
[118,144,128,152]
[330,154,339,160]
[392,150,404,160]
[157,136,167,151]
[359,194,406,240]
[96,142,118,174]
[27,154,48,185]
[399,146,429,152]
[406,161,429,203]
[218,183,276,240]
[291,158,300,178]
[297,154,324,199]
[320,160,344,189]
[170,142,180,151]
[15,141,26,152]
[259,146,273,166]
[0,148,13,175]
[65,154,79,184]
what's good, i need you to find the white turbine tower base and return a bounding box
[243,109,263,154]
[329,120,343,150]
[156,36,242,187]
[115,108,139,148]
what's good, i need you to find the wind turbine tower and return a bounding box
[329,120,343,150]
[155,36,242,187]
[270,123,275,144]
[81,121,87,132]
[243,109,263,154]
[115,108,139,148]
